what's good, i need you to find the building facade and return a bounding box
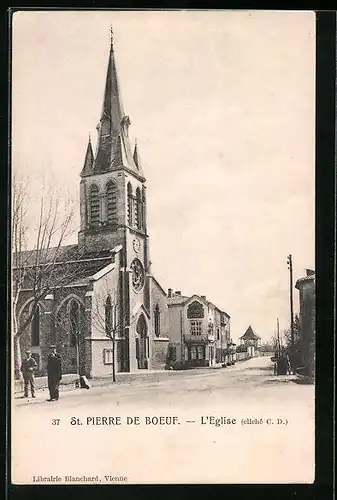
[166,290,231,369]
[295,269,315,379]
[16,37,170,377]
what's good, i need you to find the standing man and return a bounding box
[47,345,62,402]
[20,350,37,398]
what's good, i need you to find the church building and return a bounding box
[16,35,170,377]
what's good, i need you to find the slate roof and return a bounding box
[14,244,112,268]
[13,244,112,290]
[167,295,190,306]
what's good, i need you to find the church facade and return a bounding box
[16,37,170,377]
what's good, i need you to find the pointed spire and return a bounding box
[92,31,145,179]
[133,139,141,171]
[80,135,94,177]
[110,25,114,52]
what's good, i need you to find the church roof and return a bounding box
[239,325,259,340]
[14,244,111,268]
[13,244,112,290]
[84,35,145,180]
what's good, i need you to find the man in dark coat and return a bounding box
[20,350,37,398]
[47,345,62,402]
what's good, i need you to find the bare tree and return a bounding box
[12,176,79,379]
[12,174,29,378]
[283,313,301,349]
[91,276,138,382]
[91,279,121,382]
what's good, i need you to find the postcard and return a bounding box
[11,10,316,484]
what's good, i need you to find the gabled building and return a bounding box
[239,325,261,357]
[15,35,170,377]
[166,290,231,368]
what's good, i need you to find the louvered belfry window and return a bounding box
[106,181,117,225]
[135,187,142,229]
[127,183,133,226]
[90,185,100,224]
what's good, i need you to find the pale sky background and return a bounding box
[12,10,315,344]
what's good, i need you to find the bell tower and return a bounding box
[78,30,148,267]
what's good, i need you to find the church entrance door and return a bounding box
[136,314,148,369]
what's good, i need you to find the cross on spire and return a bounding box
[110,25,114,51]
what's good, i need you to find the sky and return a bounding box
[12,10,315,344]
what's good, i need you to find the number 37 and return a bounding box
[52,419,60,425]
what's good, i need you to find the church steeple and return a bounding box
[78,30,148,255]
[90,30,144,179]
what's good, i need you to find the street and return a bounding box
[12,356,315,484]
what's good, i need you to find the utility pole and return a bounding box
[287,254,294,346]
[277,317,281,353]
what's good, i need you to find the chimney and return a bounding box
[175,291,181,296]
[201,295,206,301]
[168,288,173,298]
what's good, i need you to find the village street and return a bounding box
[14,356,314,413]
[12,356,315,484]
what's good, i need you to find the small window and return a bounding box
[69,300,80,346]
[90,185,100,225]
[135,187,142,229]
[31,306,40,346]
[190,346,197,360]
[103,348,113,365]
[127,183,133,226]
[106,181,117,225]
[197,345,204,359]
[154,304,160,337]
[105,296,112,337]
[190,320,202,336]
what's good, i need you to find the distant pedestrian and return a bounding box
[47,345,62,402]
[20,350,37,398]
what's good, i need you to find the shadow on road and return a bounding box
[292,378,315,386]
[244,366,273,372]
[262,378,296,385]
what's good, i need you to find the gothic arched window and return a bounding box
[106,181,117,225]
[154,304,160,337]
[105,296,112,337]
[187,301,204,319]
[31,305,40,346]
[135,187,142,229]
[90,184,100,225]
[69,300,80,346]
[127,183,133,226]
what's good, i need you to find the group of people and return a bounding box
[20,345,62,402]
